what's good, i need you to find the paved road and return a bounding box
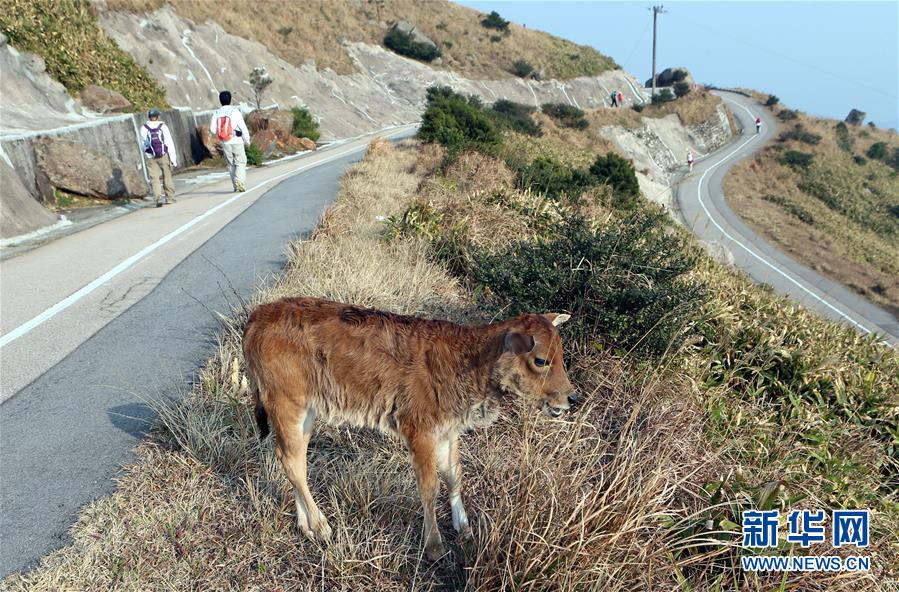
[0,126,415,576]
[677,91,899,345]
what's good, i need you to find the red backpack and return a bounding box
[216,111,234,142]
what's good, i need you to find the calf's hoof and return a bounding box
[424,540,447,562]
[460,526,474,542]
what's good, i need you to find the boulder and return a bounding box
[645,67,694,88]
[253,129,278,158]
[390,20,438,52]
[80,85,131,114]
[297,137,317,151]
[845,109,866,126]
[246,109,294,140]
[34,137,148,202]
[197,124,223,157]
[0,159,58,239]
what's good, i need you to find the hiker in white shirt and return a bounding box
[210,90,251,192]
[140,108,178,207]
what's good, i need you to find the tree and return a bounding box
[249,67,273,110]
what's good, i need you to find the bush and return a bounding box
[761,194,815,225]
[465,212,705,356]
[589,152,640,204]
[384,27,441,62]
[778,124,821,145]
[765,94,780,106]
[511,59,534,78]
[488,99,542,137]
[631,103,645,113]
[852,155,867,166]
[514,157,592,199]
[290,106,321,142]
[866,141,889,161]
[480,10,510,32]
[541,102,589,129]
[245,142,264,166]
[671,69,688,83]
[834,121,853,152]
[651,89,675,105]
[780,150,814,169]
[418,86,501,158]
[673,81,691,98]
[777,109,799,121]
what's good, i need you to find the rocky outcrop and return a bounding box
[197,124,222,156]
[34,137,148,202]
[252,129,278,158]
[296,137,316,151]
[246,109,293,139]
[80,85,132,114]
[845,109,866,126]
[645,67,694,88]
[0,159,58,239]
[390,20,438,52]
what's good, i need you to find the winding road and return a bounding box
[677,90,899,345]
[0,125,415,576]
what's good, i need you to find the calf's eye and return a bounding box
[534,357,548,367]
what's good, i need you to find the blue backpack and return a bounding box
[144,124,167,158]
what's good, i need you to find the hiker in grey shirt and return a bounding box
[140,108,178,207]
[209,90,251,192]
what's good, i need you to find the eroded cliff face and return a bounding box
[94,7,647,140]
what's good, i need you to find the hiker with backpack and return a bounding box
[140,108,178,207]
[210,90,251,192]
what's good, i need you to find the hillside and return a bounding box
[101,0,617,80]
[725,102,899,316]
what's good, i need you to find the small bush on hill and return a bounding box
[651,89,675,105]
[765,94,780,106]
[867,141,889,161]
[466,212,705,356]
[852,155,867,165]
[834,121,854,152]
[780,150,814,169]
[541,102,589,129]
[590,152,640,205]
[511,59,534,78]
[631,103,645,113]
[673,81,691,98]
[480,10,510,32]
[290,106,321,142]
[762,194,815,225]
[245,142,263,166]
[384,27,441,62]
[671,69,688,83]
[418,86,501,158]
[514,157,592,199]
[778,124,821,145]
[778,109,799,121]
[488,99,542,137]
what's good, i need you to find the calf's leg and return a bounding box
[273,406,332,541]
[406,430,445,560]
[436,437,472,540]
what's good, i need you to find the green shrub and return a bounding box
[541,103,588,129]
[383,201,442,242]
[631,103,645,113]
[290,106,320,142]
[780,150,814,169]
[673,81,691,98]
[589,152,640,204]
[761,194,815,225]
[384,27,441,62]
[512,59,534,78]
[514,157,591,199]
[651,89,675,105]
[765,94,780,106]
[866,141,889,161]
[245,142,264,166]
[852,155,867,166]
[0,0,167,110]
[464,212,705,356]
[834,121,853,152]
[671,69,688,83]
[777,109,799,121]
[418,86,501,158]
[778,124,821,145]
[480,10,510,32]
[488,99,542,137]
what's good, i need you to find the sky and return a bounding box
[459,1,899,130]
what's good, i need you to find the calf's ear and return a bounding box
[504,331,535,355]
[543,313,571,327]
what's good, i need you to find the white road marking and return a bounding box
[696,97,874,335]
[0,135,404,348]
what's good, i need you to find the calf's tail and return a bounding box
[247,369,269,440]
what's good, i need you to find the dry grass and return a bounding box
[642,87,724,126]
[101,0,617,80]
[724,108,899,315]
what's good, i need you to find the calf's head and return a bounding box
[494,313,577,417]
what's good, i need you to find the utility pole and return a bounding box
[650,5,666,101]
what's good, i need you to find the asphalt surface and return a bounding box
[0,127,414,576]
[677,91,899,345]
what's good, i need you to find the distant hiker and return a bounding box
[210,90,251,192]
[610,90,618,108]
[617,90,624,107]
[140,108,178,207]
[755,116,762,134]
[687,149,695,172]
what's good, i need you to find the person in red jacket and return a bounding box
[755,116,762,134]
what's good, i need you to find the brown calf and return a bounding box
[242,296,575,560]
